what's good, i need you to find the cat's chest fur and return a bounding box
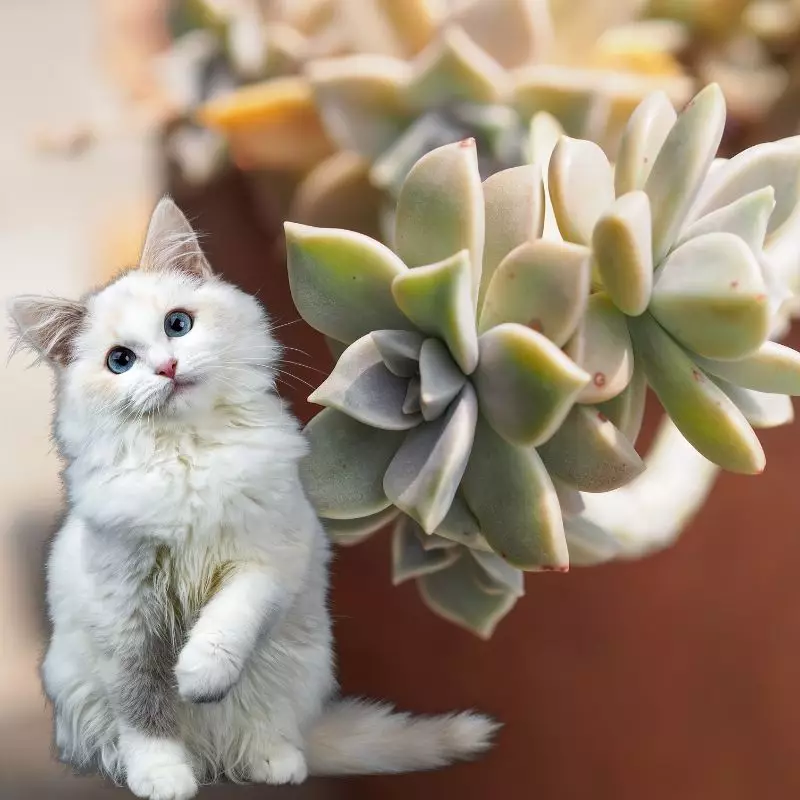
[69,411,302,545]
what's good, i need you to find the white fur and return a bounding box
[14,199,496,799]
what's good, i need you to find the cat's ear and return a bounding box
[139,196,214,279]
[8,295,86,366]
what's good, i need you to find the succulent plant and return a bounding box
[284,82,800,636]
[285,137,644,635]
[295,1,694,236]
[543,83,800,472]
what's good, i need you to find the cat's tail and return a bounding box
[306,697,498,776]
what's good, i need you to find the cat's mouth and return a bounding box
[167,378,198,400]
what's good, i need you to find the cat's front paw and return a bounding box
[175,634,242,704]
[122,735,197,800]
[127,761,198,800]
[248,741,308,785]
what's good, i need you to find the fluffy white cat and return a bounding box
[8,198,495,800]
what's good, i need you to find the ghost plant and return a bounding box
[195,0,694,241]
[286,139,616,637]
[546,83,800,470]
[283,81,800,637]
[293,1,694,239]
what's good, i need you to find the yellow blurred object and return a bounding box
[589,47,685,76]
[197,77,334,170]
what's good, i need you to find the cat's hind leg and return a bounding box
[42,628,120,778]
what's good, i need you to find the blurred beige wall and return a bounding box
[0,0,157,778]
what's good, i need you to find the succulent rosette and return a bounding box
[542,82,800,474]
[285,138,646,636]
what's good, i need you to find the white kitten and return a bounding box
[9,198,495,800]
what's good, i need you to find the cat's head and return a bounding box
[9,197,280,426]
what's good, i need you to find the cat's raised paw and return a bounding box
[248,742,308,785]
[126,759,198,800]
[175,634,241,703]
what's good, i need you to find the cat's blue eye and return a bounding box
[107,347,136,374]
[165,310,193,338]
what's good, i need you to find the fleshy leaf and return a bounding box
[309,334,421,430]
[592,191,653,316]
[528,112,564,240]
[614,90,677,197]
[417,530,460,551]
[450,0,553,70]
[384,384,478,533]
[514,66,599,137]
[694,342,800,395]
[677,187,775,254]
[394,139,485,297]
[528,110,564,165]
[548,135,615,245]
[372,329,424,377]
[406,26,508,108]
[479,240,590,345]
[628,313,765,474]
[323,506,400,546]
[474,323,590,447]
[462,415,568,570]
[537,404,645,492]
[301,409,405,518]
[650,232,769,361]
[480,165,545,306]
[690,138,800,259]
[392,250,479,374]
[392,516,460,585]
[418,338,467,421]
[371,111,474,196]
[553,475,585,518]
[596,367,648,444]
[285,223,412,344]
[470,550,526,598]
[417,554,518,639]
[197,76,333,171]
[307,55,413,160]
[292,152,385,242]
[434,493,493,552]
[644,83,726,262]
[567,293,634,405]
[713,379,794,430]
[403,377,422,414]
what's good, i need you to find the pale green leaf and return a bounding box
[394,139,485,298]
[462,415,568,570]
[628,313,765,474]
[285,222,412,344]
[392,249,479,374]
[384,384,478,533]
[474,323,590,446]
[301,409,405,518]
[479,239,590,345]
[537,404,645,492]
[644,83,726,262]
[650,232,769,360]
[309,334,421,430]
[592,191,653,316]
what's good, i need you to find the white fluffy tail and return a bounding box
[306,698,498,776]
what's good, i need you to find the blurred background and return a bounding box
[4,0,800,798]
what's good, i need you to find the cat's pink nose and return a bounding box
[156,359,178,379]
